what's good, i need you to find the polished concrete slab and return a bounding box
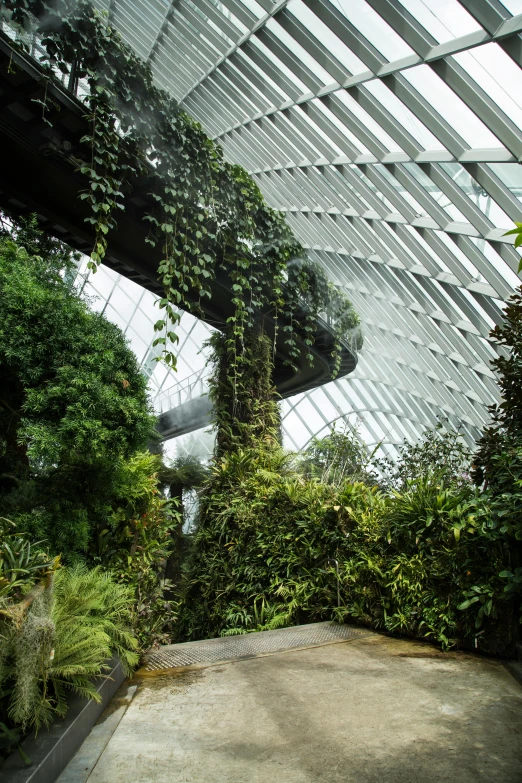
[73,632,522,783]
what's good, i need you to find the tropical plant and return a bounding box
[375,419,472,491]
[206,327,282,458]
[88,452,180,649]
[0,517,55,603]
[158,455,210,592]
[177,333,514,652]
[472,283,522,628]
[0,564,138,735]
[299,424,379,486]
[0,217,155,554]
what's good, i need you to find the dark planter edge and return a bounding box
[1,657,125,783]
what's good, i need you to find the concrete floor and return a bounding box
[63,632,522,783]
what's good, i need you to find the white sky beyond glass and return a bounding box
[73,0,522,459]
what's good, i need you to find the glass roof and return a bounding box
[89,0,522,458]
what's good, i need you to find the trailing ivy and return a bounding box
[286,259,362,377]
[3,0,359,377]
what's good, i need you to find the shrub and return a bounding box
[178,448,513,652]
[0,564,138,734]
[299,424,378,486]
[375,419,472,490]
[178,325,515,653]
[0,216,155,554]
[88,452,180,649]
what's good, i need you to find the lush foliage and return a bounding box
[0,217,177,674]
[88,452,180,649]
[0,220,156,554]
[178,446,513,652]
[178,320,519,654]
[207,328,282,458]
[0,562,138,736]
[299,424,378,487]
[473,284,522,615]
[0,517,55,603]
[375,419,472,491]
[4,0,359,375]
[159,455,210,592]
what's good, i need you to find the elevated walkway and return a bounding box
[0,32,358,404]
[153,373,212,440]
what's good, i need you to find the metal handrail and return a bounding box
[153,370,209,413]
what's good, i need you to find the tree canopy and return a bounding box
[0,216,155,552]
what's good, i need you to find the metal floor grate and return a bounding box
[144,622,369,671]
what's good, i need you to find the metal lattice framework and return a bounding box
[90,0,522,456]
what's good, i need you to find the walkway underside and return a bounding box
[0,34,357,400]
[58,623,522,783]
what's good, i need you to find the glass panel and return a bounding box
[88,266,117,298]
[237,49,292,102]
[126,328,149,363]
[282,409,313,448]
[469,238,522,288]
[402,64,505,149]
[326,165,374,210]
[249,37,309,94]
[286,0,368,76]
[364,80,445,151]
[265,18,334,85]
[109,286,136,322]
[349,166,400,213]
[397,0,482,43]
[434,229,481,279]
[312,99,370,155]
[499,1,522,14]
[459,290,496,331]
[439,162,513,229]
[334,0,415,62]
[403,163,469,222]
[488,163,522,203]
[453,43,522,129]
[336,91,405,153]
[294,108,344,156]
[231,0,266,20]
[402,225,453,274]
[373,164,426,214]
[213,2,249,35]
[105,304,129,333]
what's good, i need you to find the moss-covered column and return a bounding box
[207,325,281,458]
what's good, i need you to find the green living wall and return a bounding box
[179,321,522,657]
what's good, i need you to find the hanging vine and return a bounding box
[3,0,360,377]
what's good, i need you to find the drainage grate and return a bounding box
[144,622,369,671]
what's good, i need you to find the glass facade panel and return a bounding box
[396,0,482,43]
[287,1,368,76]
[453,44,522,129]
[500,1,522,14]
[402,65,505,149]
[81,0,522,455]
[334,0,414,61]
[364,81,445,151]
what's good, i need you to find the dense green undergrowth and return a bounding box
[178,325,522,656]
[0,219,178,758]
[178,445,515,654]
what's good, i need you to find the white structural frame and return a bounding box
[92,0,522,457]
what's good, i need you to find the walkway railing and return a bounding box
[153,371,209,414]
